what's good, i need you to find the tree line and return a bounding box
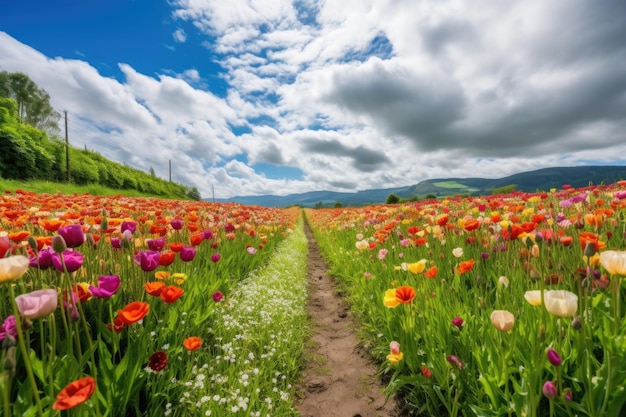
[0,71,201,200]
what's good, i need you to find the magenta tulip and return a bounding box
[57,224,85,248]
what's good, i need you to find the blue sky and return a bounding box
[1,0,626,199]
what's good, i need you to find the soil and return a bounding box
[295,221,399,417]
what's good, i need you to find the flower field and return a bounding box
[2,181,626,417]
[305,181,626,417]
[0,191,305,416]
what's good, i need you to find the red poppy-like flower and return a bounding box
[9,230,31,243]
[183,336,202,351]
[145,281,165,296]
[420,366,432,378]
[39,219,64,232]
[117,301,149,325]
[212,291,224,302]
[148,351,167,372]
[463,219,480,232]
[52,376,96,410]
[424,266,438,279]
[456,259,475,274]
[395,285,416,304]
[579,232,605,252]
[160,285,184,304]
[168,242,183,253]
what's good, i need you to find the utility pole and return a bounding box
[64,110,70,182]
[169,160,172,182]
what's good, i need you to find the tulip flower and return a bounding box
[120,221,137,234]
[51,250,85,273]
[211,253,221,263]
[599,250,626,276]
[544,290,578,318]
[542,381,557,399]
[0,255,30,282]
[148,351,168,371]
[451,317,464,328]
[546,348,562,366]
[89,275,121,299]
[57,224,85,248]
[15,289,58,319]
[179,246,197,262]
[491,310,515,332]
[160,285,184,304]
[446,354,464,370]
[170,219,184,230]
[0,315,17,342]
[147,237,166,251]
[117,301,150,325]
[133,250,161,272]
[29,248,54,269]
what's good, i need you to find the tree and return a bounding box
[385,193,400,204]
[187,186,202,201]
[0,71,60,136]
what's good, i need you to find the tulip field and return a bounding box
[1,181,626,417]
[305,182,626,417]
[1,192,306,416]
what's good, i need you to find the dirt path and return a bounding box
[295,221,398,417]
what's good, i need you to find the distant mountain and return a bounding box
[211,165,626,207]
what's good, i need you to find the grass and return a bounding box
[0,178,186,199]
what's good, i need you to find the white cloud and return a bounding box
[1,0,625,200]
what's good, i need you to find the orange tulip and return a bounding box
[117,301,150,325]
[189,233,204,246]
[160,285,184,304]
[52,376,96,410]
[145,282,165,296]
[183,336,202,351]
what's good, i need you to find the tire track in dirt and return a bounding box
[295,220,398,417]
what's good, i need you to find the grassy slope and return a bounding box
[0,178,183,199]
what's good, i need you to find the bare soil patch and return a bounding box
[295,221,399,417]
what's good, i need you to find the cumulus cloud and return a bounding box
[1,0,626,199]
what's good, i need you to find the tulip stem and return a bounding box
[8,284,43,416]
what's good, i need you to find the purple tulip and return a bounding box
[451,317,464,328]
[57,224,85,248]
[15,289,58,319]
[543,381,557,399]
[211,253,221,263]
[89,275,121,299]
[547,349,562,366]
[51,250,85,273]
[225,223,235,233]
[170,219,184,230]
[30,248,54,269]
[120,221,137,234]
[111,238,122,249]
[133,250,161,272]
[446,354,464,370]
[0,315,17,342]
[147,237,166,251]
[179,246,197,262]
[203,229,214,240]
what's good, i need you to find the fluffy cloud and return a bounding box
[1,0,625,199]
